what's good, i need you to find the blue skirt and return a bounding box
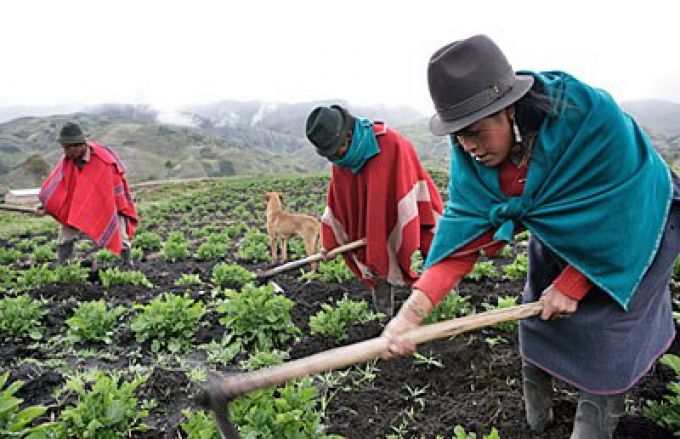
[519,175,680,394]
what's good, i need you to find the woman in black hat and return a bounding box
[381,34,680,439]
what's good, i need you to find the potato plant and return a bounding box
[229,377,343,439]
[131,292,206,353]
[217,283,300,350]
[465,260,500,281]
[482,296,520,332]
[54,372,149,438]
[0,372,53,439]
[646,354,680,432]
[211,262,255,290]
[237,229,270,262]
[66,299,126,344]
[0,294,45,340]
[424,291,472,324]
[503,254,528,280]
[99,268,153,288]
[134,230,162,251]
[309,295,381,341]
[180,409,221,439]
[302,256,355,283]
[163,239,189,262]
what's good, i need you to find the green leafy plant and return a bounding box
[163,239,189,262]
[0,294,45,340]
[0,372,53,438]
[0,247,21,265]
[134,231,162,251]
[646,354,680,433]
[224,222,248,239]
[0,265,15,292]
[236,229,269,262]
[515,230,530,241]
[66,300,126,344]
[16,264,54,290]
[99,268,153,288]
[424,292,472,324]
[482,296,519,332]
[309,295,380,341]
[503,254,528,280]
[200,334,242,366]
[302,256,354,283]
[452,425,501,439]
[96,249,120,264]
[217,283,300,350]
[56,372,148,438]
[240,349,290,370]
[196,241,227,261]
[53,263,90,283]
[131,292,206,352]
[465,261,500,281]
[211,262,255,289]
[229,378,342,439]
[32,245,54,264]
[175,273,203,287]
[180,409,220,439]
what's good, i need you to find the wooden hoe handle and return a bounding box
[212,300,543,398]
[256,238,366,278]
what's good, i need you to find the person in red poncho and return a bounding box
[36,122,138,268]
[305,105,443,316]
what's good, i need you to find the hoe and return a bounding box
[196,299,544,438]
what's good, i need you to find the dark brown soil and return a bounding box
[5,251,678,438]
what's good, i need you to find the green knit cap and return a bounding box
[58,122,86,145]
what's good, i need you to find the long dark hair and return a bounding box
[514,82,561,135]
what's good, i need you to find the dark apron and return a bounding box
[519,173,680,395]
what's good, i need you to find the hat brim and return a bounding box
[318,105,354,158]
[429,75,534,136]
[59,137,86,145]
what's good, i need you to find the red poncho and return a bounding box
[321,123,443,288]
[39,141,138,254]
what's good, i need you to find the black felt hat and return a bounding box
[58,122,86,145]
[428,34,534,135]
[305,105,354,158]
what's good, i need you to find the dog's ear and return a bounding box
[264,192,270,202]
[279,193,285,203]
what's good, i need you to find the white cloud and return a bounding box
[1,0,679,114]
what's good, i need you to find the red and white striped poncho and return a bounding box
[321,123,443,288]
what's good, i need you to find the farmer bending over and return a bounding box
[305,105,443,317]
[381,34,680,439]
[36,122,138,268]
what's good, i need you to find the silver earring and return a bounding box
[512,119,522,144]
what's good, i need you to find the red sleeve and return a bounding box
[553,265,593,301]
[414,230,504,306]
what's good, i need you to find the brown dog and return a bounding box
[264,191,320,270]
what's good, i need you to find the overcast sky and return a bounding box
[2,0,679,116]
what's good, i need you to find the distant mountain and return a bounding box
[0,101,425,192]
[0,105,85,124]
[622,99,680,137]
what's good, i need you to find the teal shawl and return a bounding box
[425,71,673,309]
[332,118,380,173]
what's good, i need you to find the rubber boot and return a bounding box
[56,241,74,265]
[570,392,625,439]
[522,361,554,433]
[372,282,395,317]
[119,246,134,270]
